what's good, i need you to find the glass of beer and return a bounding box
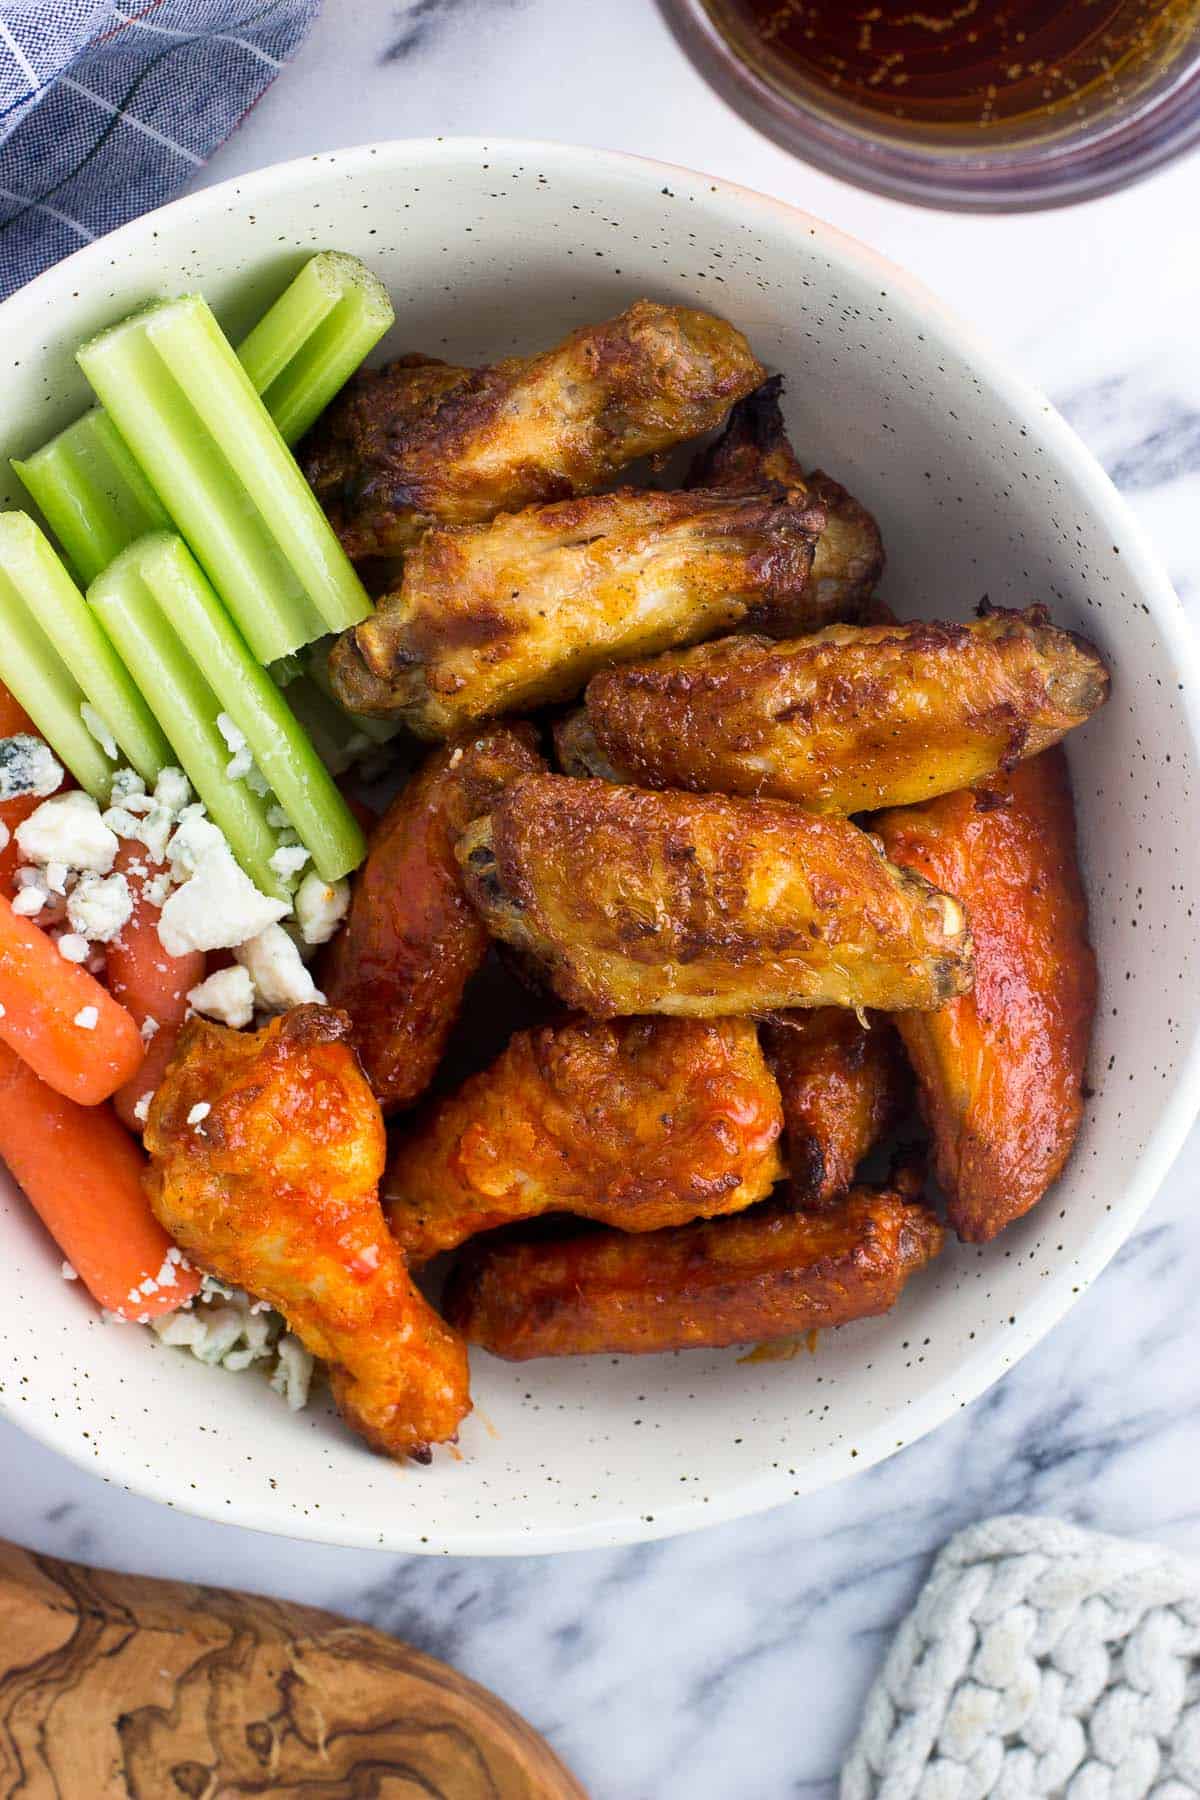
[663,0,1200,209]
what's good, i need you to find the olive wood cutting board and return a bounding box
[0,1539,587,1799]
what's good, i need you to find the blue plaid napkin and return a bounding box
[0,0,320,300]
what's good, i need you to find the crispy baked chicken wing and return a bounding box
[762,1010,909,1209]
[456,775,974,1018]
[302,300,765,559]
[144,1006,470,1461]
[385,1014,784,1263]
[328,485,828,730]
[322,725,543,1113]
[444,1164,943,1357]
[687,374,884,618]
[875,747,1097,1242]
[581,607,1109,812]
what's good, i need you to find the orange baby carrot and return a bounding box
[108,840,205,1131]
[0,678,33,737]
[0,891,144,1104]
[0,1040,199,1320]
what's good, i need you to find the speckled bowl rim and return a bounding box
[2,137,1199,1556]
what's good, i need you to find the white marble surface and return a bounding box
[4,4,1200,1795]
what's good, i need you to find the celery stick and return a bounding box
[237,251,393,446]
[12,409,169,586]
[90,545,288,900]
[16,254,391,585]
[120,535,365,882]
[77,295,372,663]
[0,513,170,796]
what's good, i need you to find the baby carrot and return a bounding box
[0,1040,199,1319]
[0,891,144,1104]
[0,678,33,736]
[109,841,204,1132]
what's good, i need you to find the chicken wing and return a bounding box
[457,775,974,1019]
[762,1010,909,1208]
[321,725,544,1113]
[329,484,828,731]
[302,300,765,559]
[384,1014,783,1263]
[875,747,1097,1242]
[444,1165,943,1358]
[687,374,884,618]
[144,1006,470,1461]
[581,607,1109,812]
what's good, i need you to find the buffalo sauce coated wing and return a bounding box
[144,1006,470,1461]
[384,1014,784,1263]
[303,300,765,559]
[875,747,1097,1242]
[321,724,544,1113]
[328,485,827,731]
[581,608,1109,812]
[456,775,974,1018]
[762,1010,909,1208]
[444,1166,943,1358]
[687,374,884,618]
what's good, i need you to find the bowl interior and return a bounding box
[1,140,1197,1553]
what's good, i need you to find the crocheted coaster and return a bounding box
[842,1514,1200,1799]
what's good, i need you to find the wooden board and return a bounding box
[0,1539,588,1799]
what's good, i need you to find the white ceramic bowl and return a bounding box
[2,140,1198,1556]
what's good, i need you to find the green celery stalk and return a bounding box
[237,251,393,446]
[119,535,365,882]
[77,295,372,664]
[13,253,393,585]
[12,410,170,587]
[0,513,171,797]
[90,542,288,900]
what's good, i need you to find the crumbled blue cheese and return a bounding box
[216,712,254,781]
[187,965,255,1029]
[157,843,289,956]
[16,790,118,874]
[234,922,324,1011]
[295,871,350,945]
[66,870,133,943]
[166,804,227,881]
[74,1005,99,1030]
[150,1278,314,1407]
[10,881,47,917]
[80,703,119,762]
[107,766,191,864]
[56,933,88,963]
[269,842,311,888]
[0,735,63,803]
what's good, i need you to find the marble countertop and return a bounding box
[4,4,1200,1795]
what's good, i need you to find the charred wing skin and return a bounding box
[444,1172,943,1357]
[143,1006,470,1461]
[687,374,884,617]
[456,775,974,1017]
[875,747,1097,1243]
[304,300,765,559]
[321,725,544,1114]
[300,354,476,559]
[384,1014,784,1263]
[582,608,1109,812]
[762,1009,910,1208]
[333,485,825,735]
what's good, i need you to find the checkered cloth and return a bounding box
[0,1,320,299]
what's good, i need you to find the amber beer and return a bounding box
[701,0,1199,136]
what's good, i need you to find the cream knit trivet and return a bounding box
[842,1514,1200,1799]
